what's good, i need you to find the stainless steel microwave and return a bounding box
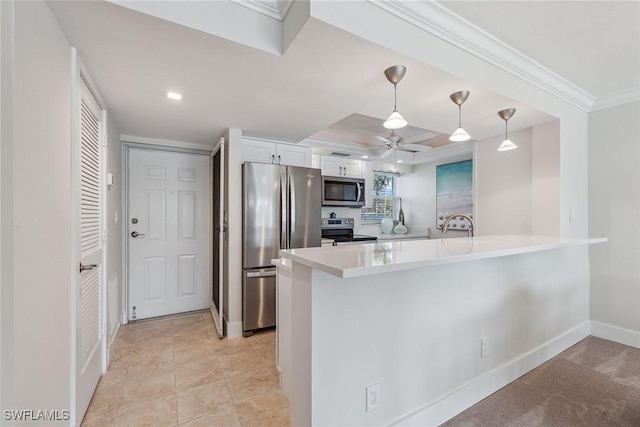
[321,176,365,207]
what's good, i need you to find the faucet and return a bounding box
[440,213,476,237]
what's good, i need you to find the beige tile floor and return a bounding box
[81,312,289,427]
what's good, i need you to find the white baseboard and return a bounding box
[109,322,120,346]
[393,322,590,427]
[590,321,640,349]
[226,320,243,339]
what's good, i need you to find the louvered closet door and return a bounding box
[76,78,104,421]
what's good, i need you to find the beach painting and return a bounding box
[436,159,474,231]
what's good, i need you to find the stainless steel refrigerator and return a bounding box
[242,162,321,336]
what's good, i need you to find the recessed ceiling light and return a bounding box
[362,155,369,159]
[396,160,403,163]
[167,91,183,101]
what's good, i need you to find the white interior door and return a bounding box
[210,138,225,338]
[74,77,105,421]
[128,149,211,320]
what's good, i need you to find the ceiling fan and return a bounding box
[375,130,433,158]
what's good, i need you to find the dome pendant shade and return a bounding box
[384,110,407,129]
[383,65,408,130]
[450,127,471,142]
[384,65,407,84]
[497,108,518,151]
[449,90,471,141]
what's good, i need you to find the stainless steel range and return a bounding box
[321,217,377,244]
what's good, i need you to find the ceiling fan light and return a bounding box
[449,127,470,142]
[383,111,407,130]
[498,139,518,151]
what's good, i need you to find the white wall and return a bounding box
[4,0,73,418]
[588,101,640,345]
[397,153,472,235]
[225,128,244,338]
[105,117,122,345]
[0,0,15,412]
[475,128,533,235]
[532,120,561,235]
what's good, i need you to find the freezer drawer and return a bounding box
[243,268,277,335]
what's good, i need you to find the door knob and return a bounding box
[131,231,145,238]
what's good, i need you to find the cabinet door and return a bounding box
[242,139,276,164]
[320,156,343,177]
[341,158,363,178]
[362,160,374,209]
[276,144,312,167]
[311,154,321,169]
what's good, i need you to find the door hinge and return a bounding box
[103,322,108,336]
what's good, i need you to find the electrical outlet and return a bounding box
[481,336,489,358]
[366,383,379,412]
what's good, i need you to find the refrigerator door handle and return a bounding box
[280,173,287,250]
[290,172,296,244]
[246,270,277,278]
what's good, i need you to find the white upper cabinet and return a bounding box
[320,156,362,178]
[277,143,311,167]
[242,139,276,164]
[242,138,311,167]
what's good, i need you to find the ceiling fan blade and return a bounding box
[374,136,390,144]
[380,148,394,158]
[400,143,432,152]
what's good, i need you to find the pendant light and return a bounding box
[383,65,408,130]
[497,108,518,151]
[449,90,471,142]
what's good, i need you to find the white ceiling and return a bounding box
[47,1,639,158]
[439,0,640,100]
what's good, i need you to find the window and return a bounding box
[361,173,400,223]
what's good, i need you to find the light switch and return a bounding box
[107,173,114,186]
[114,211,119,225]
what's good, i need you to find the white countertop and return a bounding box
[272,257,292,271]
[375,231,429,240]
[280,234,607,279]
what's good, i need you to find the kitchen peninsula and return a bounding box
[279,235,606,426]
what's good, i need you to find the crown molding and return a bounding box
[591,87,640,112]
[278,0,295,20]
[370,0,596,112]
[227,0,293,21]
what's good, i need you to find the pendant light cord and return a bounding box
[394,84,398,111]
